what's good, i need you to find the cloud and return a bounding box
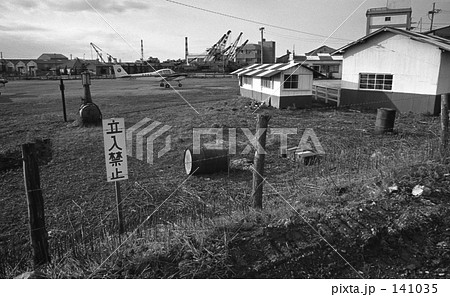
[48,0,152,14]
[0,23,49,32]
[7,0,40,9]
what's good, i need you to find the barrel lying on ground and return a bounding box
[184,147,229,175]
[375,108,396,134]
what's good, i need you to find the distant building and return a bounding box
[235,40,276,65]
[277,46,343,79]
[305,45,336,56]
[58,58,109,75]
[366,7,412,35]
[37,53,68,61]
[334,27,450,114]
[259,40,276,64]
[0,59,38,76]
[231,62,314,109]
[424,25,450,40]
[37,53,69,72]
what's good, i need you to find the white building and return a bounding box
[366,7,412,35]
[231,62,314,109]
[334,27,450,114]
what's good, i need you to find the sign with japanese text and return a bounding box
[103,118,128,182]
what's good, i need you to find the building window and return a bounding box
[359,73,393,90]
[261,77,274,89]
[329,65,340,73]
[385,16,391,21]
[283,74,298,89]
[243,76,252,86]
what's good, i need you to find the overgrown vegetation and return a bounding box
[1,78,449,278]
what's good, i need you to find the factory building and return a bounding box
[235,40,276,65]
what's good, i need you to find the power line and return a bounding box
[265,30,348,44]
[164,0,352,42]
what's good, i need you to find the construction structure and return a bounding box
[185,31,249,72]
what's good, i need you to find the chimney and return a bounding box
[185,37,189,65]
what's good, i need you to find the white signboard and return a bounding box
[103,118,128,182]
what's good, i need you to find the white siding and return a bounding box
[341,32,441,95]
[437,51,450,94]
[280,67,313,97]
[370,14,408,27]
[240,65,312,97]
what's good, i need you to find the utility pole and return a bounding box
[259,27,265,64]
[429,3,441,31]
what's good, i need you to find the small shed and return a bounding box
[334,27,450,114]
[231,62,314,109]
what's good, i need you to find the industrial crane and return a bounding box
[232,39,249,61]
[223,32,244,62]
[90,42,116,63]
[204,30,232,62]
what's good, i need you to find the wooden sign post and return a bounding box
[102,118,128,234]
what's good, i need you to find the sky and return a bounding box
[1,0,450,62]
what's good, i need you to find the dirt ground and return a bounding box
[1,77,449,279]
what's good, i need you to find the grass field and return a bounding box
[1,77,449,278]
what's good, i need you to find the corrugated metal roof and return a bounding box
[292,54,342,62]
[231,62,308,77]
[333,27,450,54]
[231,62,316,77]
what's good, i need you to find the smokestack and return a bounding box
[185,37,189,65]
[141,39,144,62]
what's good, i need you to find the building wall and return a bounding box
[437,51,450,94]
[369,14,408,27]
[239,66,313,108]
[27,61,38,76]
[341,89,440,115]
[240,88,312,109]
[341,32,441,95]
[15,61,26,74]
[366,8,411,34]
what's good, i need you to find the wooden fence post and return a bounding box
[252,114,271,209]
[22,143,51,267]
[441,93,449,159]
[59,79,67,122]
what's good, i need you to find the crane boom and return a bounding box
[205,30,232,62]
[90,42,116,63]
[224,32,243,61]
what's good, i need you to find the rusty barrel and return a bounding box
[184,147,229,175]
[79,103,102,125]
[375,108,396,134]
